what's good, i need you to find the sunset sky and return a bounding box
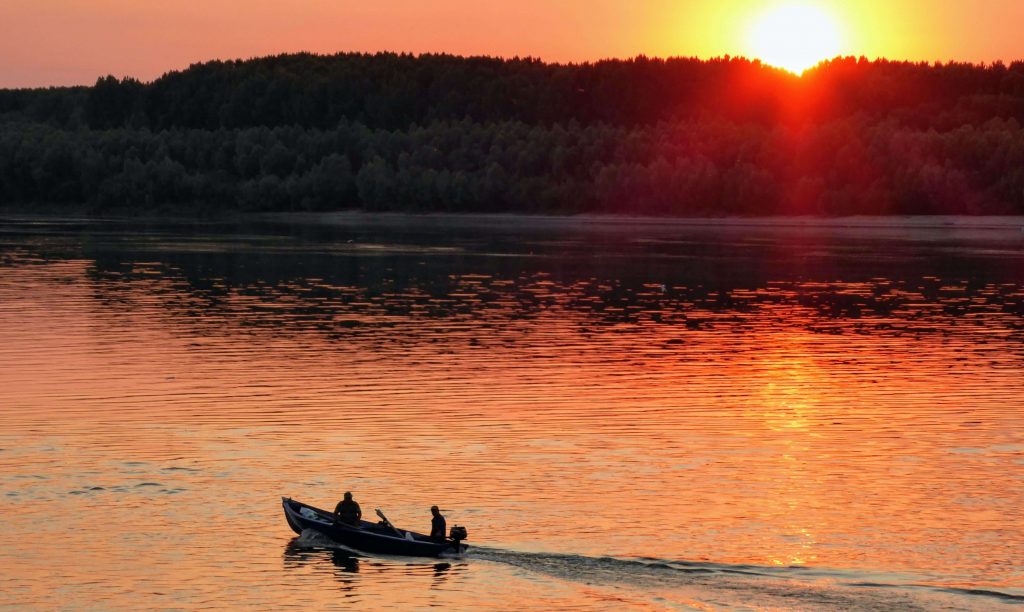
[2,0,1023,87]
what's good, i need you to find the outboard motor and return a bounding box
[449,525,468,552]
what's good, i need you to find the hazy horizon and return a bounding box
[3,0,1024,88]
[9,50,1024,91]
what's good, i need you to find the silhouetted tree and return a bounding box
[2,54,1024,215]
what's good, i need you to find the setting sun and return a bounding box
[746,2,844,74]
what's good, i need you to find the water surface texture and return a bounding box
[1,215,1023,610]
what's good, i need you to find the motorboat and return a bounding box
[282,497,468,557]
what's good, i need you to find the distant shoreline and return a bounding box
[266,211,1024,231]
[4,209,1024,232]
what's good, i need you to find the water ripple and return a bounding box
[1,217,1022,609]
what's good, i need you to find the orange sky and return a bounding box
[2,0,1023,88]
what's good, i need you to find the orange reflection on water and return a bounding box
[1,241,1023,608]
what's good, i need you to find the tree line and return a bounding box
[2,52,1024,215]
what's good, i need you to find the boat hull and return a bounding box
[282,497,467,558]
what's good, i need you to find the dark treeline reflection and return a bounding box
[5,220,1021,347]
[2,53,1024,215]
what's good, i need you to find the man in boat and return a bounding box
[429,505,446,543]
[334,491,362,526]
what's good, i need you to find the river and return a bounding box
[1,214,1022,610]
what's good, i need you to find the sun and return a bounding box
[746,2,843,74]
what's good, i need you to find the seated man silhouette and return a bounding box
[334,491,362,526]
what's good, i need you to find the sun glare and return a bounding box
[747,2,843,74]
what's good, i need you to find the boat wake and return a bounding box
[294,528,363,554]
[467,547,1024,610]
[291,530,1021,609]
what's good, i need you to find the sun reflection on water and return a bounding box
[0,219,1022,608]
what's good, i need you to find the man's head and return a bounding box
[344,491,353,500]
[431,505,440,516]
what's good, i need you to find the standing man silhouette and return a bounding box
[429,505,446,542]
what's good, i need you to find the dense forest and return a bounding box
[2,52,1024,215]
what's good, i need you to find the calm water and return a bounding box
[1,214,1023,610]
